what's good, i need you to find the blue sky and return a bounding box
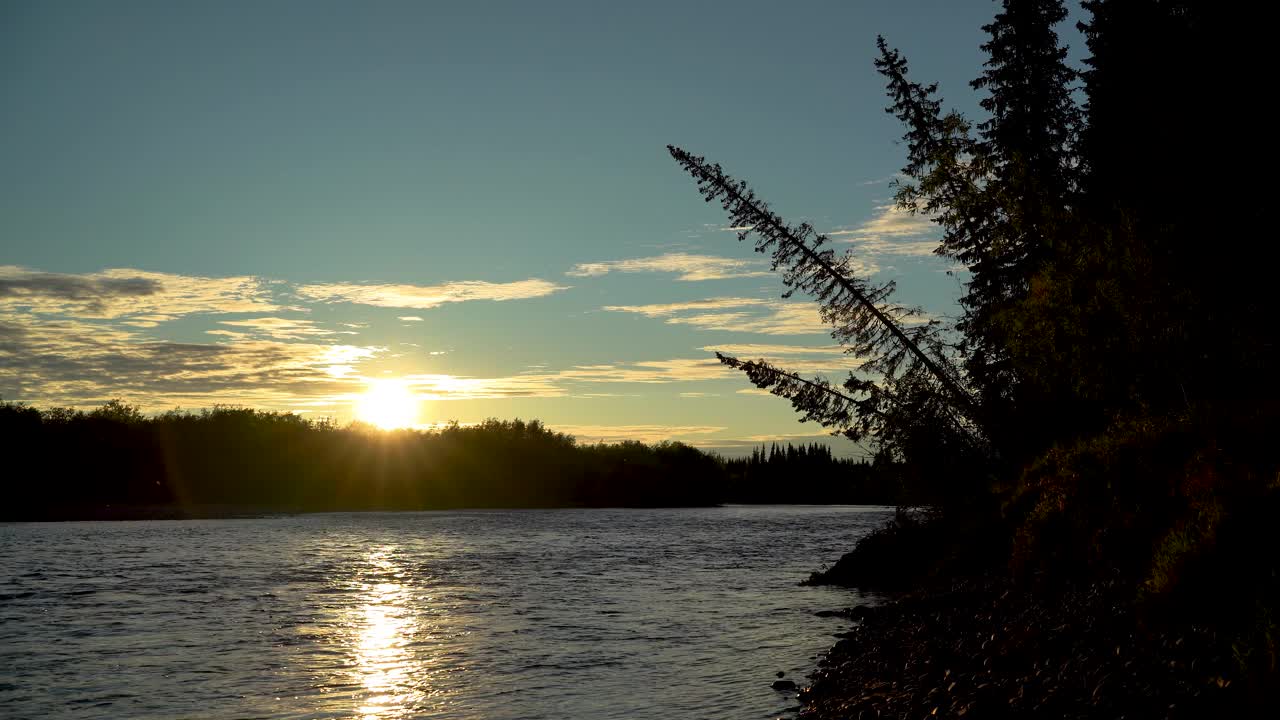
[0,1,1085,454]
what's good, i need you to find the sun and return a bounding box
[355,378,419,429]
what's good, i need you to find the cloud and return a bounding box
[858,173,908,187]
[396,357,749,396]
[356,355,753,401]
[827,204,939,256]
[217,317,350,340]
[669,304,828,335]
[0,312,380,410]
[0,286,788,414]
[567,252,768,281]
[557,357,734,384]
[699,343,845,356]
[602,297,771,318]
[296,278,568,309]
[699,343,861,373]
[0,266,279,320]
[401,373,567,400]
[549,424,728,445]
[391,356,746,399]
[605,297,829,336]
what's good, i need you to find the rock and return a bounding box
[772,679,798,692]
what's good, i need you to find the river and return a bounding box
[0,505,889,719]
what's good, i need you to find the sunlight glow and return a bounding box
[355,378,419,429]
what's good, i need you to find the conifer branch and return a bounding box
[715,353,890,441]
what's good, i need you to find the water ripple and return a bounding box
[0,506,888,720]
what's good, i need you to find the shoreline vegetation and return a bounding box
[0,400,904,521]
[659,0,1276,715]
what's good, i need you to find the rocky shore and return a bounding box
[800,578,1247,719]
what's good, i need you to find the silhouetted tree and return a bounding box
[668,147,987,488]
[724,442,901,504]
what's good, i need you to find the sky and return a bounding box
[0,1,1087,455]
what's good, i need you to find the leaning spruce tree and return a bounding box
[669,0,1080,474]
[667,146,987,473]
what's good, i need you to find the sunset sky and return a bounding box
[0,1,1083,454]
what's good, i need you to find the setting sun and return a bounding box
[355,379,419,429]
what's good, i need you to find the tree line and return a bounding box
[723,443,901,505]
[0,401,903,519]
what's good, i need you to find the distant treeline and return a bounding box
[724,442,900,505]
[0,401,894,520]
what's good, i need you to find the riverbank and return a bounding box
[800,577,1249,719]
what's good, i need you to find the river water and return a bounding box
[0,505,890,720]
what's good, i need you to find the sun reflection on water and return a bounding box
[352,548,420,719]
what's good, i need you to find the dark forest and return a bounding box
[0,401,897,519]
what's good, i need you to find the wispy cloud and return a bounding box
[857,173,908,187]
[549,423,728,445]
[401,373,566,400]
[699,343,861,373]
[217,317,350,340]
[0,266,278,320]
[605,297,829,336]
[567,252,768,281]
[556,357,734,384]
[828,204,939,256]
[669,304,827,335]
[699,343,845,356]
[384,356,756,400]
[296,278,568,309]
[602,297,771,318]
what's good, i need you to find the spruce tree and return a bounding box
[965,0,1077,386]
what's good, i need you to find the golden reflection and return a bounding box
[352,548,418,719]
